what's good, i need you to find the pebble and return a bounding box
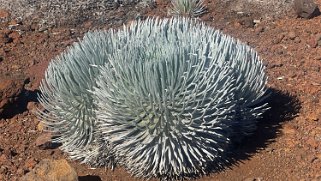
[37,121,45,131]
[34,133,53,149]
[255,27,264,35]
[288,31,297,40]
[26,102,37,112]
[294,37,301,43]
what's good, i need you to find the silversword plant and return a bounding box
[38,17,269,179]
[168,0,207,17]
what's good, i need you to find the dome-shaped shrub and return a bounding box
[38,17,268,179]
[92,17,269,178]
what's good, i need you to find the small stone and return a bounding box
[34,133,53,149]
[294,37,301,43]
[26,102,37,112]
[288,31,297,40]
[20,159,78,181]
[240,17,255,28]
[37,121,45,131]
[294,0,321,19]
[253,19,261,24]
[255,27,264,34]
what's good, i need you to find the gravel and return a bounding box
[225,0,295,18]
[0,0,155,25]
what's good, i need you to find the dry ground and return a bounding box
[0,0,320,180]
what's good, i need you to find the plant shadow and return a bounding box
[206,87,301,175]
[78,175,102,181]
[0,83,40,119]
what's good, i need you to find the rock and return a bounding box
[34,132,53,149]
[26,102,37,112]
[239,17,255,28]
[294,37,301,43]
[20,159,78,181]
[288,31,297,40]
[255,27,264,35]
[36,121,48,132]
[0,73,26,118]
[293,0,321,19]
[34,132,61,149]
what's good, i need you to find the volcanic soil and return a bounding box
[0,0,320,181]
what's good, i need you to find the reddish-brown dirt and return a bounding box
[0,0,320,181]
